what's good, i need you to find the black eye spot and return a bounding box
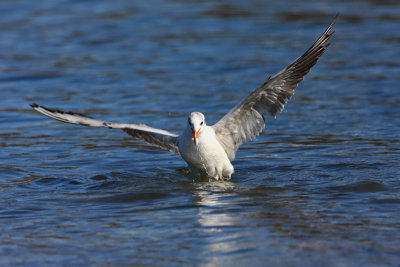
[188,118,192,126]
[200,121,204,126]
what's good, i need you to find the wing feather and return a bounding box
[30,103,179,153]
[213,17,336,161]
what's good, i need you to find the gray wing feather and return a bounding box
[30,103,179,153]
[213,18,336,161]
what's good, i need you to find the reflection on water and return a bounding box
[0,0,400,265]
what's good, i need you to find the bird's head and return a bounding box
[188,112,206,145]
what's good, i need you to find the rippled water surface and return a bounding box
[1,0,399,265]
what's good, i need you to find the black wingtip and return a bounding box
[30,103,39,108]
[328,14,339,32]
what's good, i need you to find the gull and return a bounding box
[31,19,336,180]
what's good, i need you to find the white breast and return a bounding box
[178,126,234,180]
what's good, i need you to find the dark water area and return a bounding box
[1,0,399,265]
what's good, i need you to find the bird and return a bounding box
[31,18,336,180]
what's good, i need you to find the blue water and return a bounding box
[1,0,399,265]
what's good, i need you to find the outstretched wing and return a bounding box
[212,18,336,161]
[30,103,179,153]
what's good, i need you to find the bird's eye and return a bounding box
[188,118,192,126]
[200,121,204,126]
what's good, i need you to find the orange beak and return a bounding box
[193,129,201,145]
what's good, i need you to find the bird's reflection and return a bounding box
[193,181,239,228]
[190,181,256,259]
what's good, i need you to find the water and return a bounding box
[1,0,399,265]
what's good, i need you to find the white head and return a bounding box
[187,112,206,145]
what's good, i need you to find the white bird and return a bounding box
[31,19,336,180]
